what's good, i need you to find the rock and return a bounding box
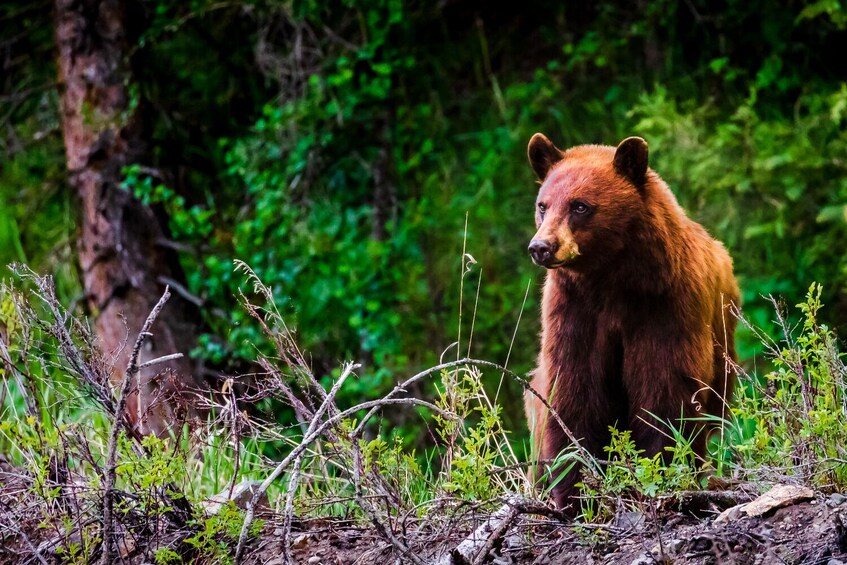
[716,485,815,522]
[203,480,267,515]
[307,557,321,564]
[666,539,684,554]
[116,524,136,558]
[629,554,654,565]
[829,493,847,506]
[742,484,815,518]
[827,560,846,565]
[714,503,746,525]
[615,510,645,530]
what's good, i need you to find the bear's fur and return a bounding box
[524,134,739,510]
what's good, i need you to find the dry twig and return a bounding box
[100,288,172,565]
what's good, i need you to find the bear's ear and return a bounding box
[613,137,649,187]
[528,133,564,180]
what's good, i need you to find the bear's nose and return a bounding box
[528,239,558,266]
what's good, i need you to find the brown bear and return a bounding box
[524,134,739,511]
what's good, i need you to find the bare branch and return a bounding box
[137,352,184,371]
[100,288,172,565]
[234,362,361,563]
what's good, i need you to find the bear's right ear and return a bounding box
[528,133,564,181]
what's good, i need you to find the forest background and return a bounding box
[3,0,847,447]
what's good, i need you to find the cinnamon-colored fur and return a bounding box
[524,134,739,511]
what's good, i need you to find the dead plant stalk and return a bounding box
[100,288,179,565]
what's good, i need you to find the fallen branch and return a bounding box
[661,489,753,516]
[440,496,562,565]
[470,505,517,565]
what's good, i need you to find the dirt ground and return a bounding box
[4,461,847,565]
[246,493,847,564]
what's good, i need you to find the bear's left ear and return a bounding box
[528,133,564,181]
[613,137,649,188]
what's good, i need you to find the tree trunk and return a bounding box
[54,0,201,434]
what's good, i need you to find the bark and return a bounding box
[371,114,397,242]
[54,0,201,434]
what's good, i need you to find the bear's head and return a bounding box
[526,134,650,272]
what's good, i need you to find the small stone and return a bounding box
[308,557,321,564]
[827,559,846,565]
[615,510,645,530]
[203,480,268,515]
[629,554,654,565]
[829,493,847,506]
[714,503,746,525]
[292,534,309,549]
[117,529,136,558]
[667,539,684,554]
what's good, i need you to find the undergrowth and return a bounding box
[1,271,845,562]
[729,283,847,489]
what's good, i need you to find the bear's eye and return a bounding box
[537,203,546,217]
[571,201,590,215]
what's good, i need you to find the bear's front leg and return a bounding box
[545,418,614,513]
[540,386,622,513]
[622,329,715,463]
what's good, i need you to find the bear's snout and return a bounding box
[528,239,559,267]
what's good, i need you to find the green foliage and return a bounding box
[730,283,847,488]
[294,363,526,513]
[0,279,276,563]
[434,366,512,500]
[154,547,183,565]
[185,502,263,565]
[4,0,847,488]
[576,427,701,522]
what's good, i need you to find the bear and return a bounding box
[523,134,739,511]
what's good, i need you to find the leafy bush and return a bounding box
[730,283,847,488]
[572,427,702,522]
